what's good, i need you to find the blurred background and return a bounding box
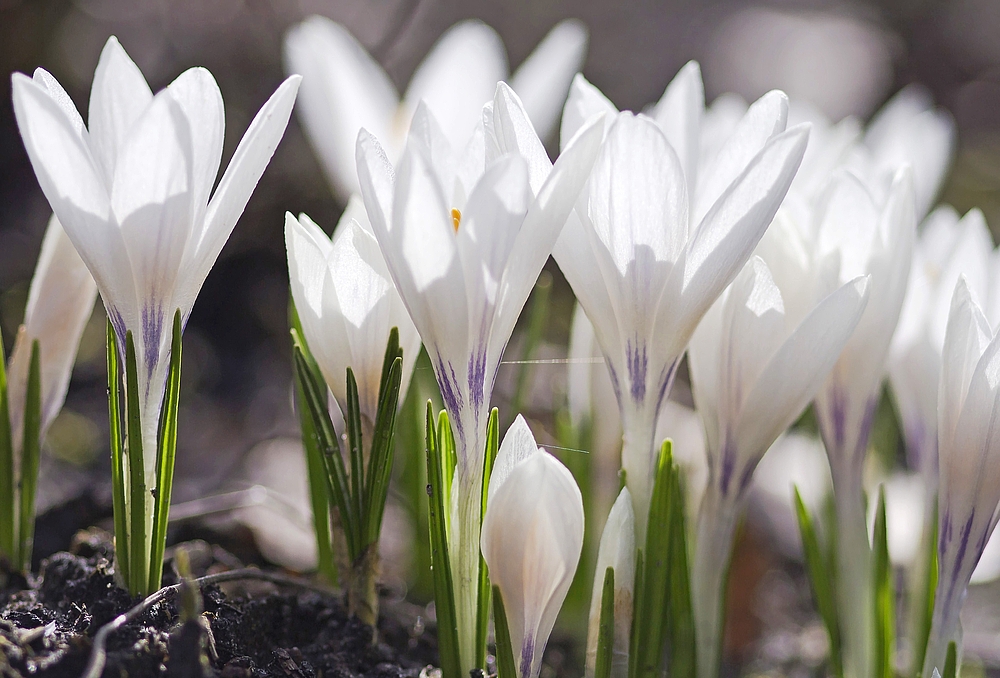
[2,0,1000,673]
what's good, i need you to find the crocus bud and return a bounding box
[481,415,585,678]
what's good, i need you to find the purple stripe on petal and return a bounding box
[720,437,737,496]
[520,634,535,678]
[626,337,647,403]
[141,303,165,397]
[468,348,487,411]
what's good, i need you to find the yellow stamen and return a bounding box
[451,208,462,232]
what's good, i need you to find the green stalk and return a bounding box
[476,408,499,669]
[346,368,365,533]
[0,325,14,561]
[595,567,616,678]
[794,487,842,678]
[426,402,461,678]
[124,331,147,595]
[16,340,41,572]
[107,322,129,588]
[149,311,182,592]
[872,487,893,678]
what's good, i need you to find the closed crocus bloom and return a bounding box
[922,277,1000,676]
[6,215,97,454]
[585,487,635,678]
[12,37,300,518]
[285,197,420,429]
[554,69,809,537]
[688,256,869,677]
[357,84,603,672]
[864,85,955,219]
[285,16,587,200]
[481,415,585,678]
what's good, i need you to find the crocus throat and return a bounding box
[451,208,462,232]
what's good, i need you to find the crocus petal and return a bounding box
[585,487,635,678]
[668,125,809,351]
[651,60,704,190]
[284,16,398,199]
[487,83,552,192]
[694,90,789,225]
[488,413,539,499]
[6,215,98,446]
[87,36,153,185]
[403,20,507,154]
[32,68,87,138]
[482,446,584,678]
[183,75,300,317]
[509,19,589,143]
[737,274,870,461]
[560,73,617,152]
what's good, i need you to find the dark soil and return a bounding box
[0,531,438,678]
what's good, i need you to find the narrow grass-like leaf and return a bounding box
[794,486,842,678]
[872,486,893,678]
[363,354,402,546]
[16,340,41,572]
[124,331,147,595]
[476,408,500,669]
[426,402,461,678]
[667,468,695,678]
[292,342,358,561]
[439,409,457,536]
[596,566,616,678]
[148,310,181,592]
[628,548,645,678]
[106,322,129,588]
[632,441,674,678]
[376,327,401,411]
[509,274,550,426]
[0,324,13,561]
[493,585,518,678]
[942,641,957,678]
[346,368,365,536]
[914,499,938,678]
[288,314,336,584]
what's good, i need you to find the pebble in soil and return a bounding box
[0,531,438,678]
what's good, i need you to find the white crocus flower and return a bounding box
[922,277,1000,677]
[6,215,97,455]
[481,415,584,678]
[285,16,587,200]
[585,487,635,678]
[688,256,869,677]
[553,66,809,537]
[11,37,300,521]
[285,197,420,430]
[356,84,603,672]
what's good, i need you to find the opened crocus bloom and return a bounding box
[285,197,420,431]
[688,256,869,677]
[481,415,584,678]
[6,216,97,454]
[12,37,299,529]
[356,83,603,672]
[285,16,587,200]
[923,277,1000,676]
[553,63,809,537]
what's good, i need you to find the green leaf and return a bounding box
[16,340,41,572]
[292,340,358,561]
[493,585,518,678]
[363,353,403,547]
[942,641,957,678]
[346,367,365,536]
[475,408,499,669]
[794,486,842,678]
[426,403,461,678]
[148,310,182,592]
[872,486,893,678]
[914,499,938,678]
[667,466,696,678]
[0,323,14,561]
[124,330,147,595]
[631,440,675,678]
[628,548,645,678]
[595,566,615,678]
[106,322,129,589]
[288,308,337,585]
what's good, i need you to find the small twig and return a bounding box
[81,568,336,678]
